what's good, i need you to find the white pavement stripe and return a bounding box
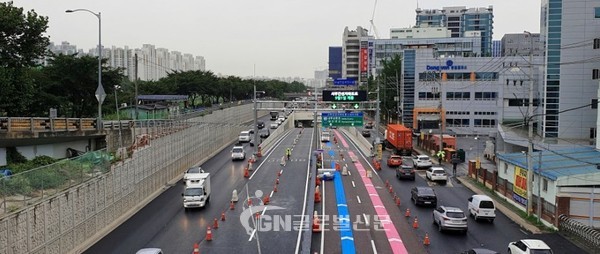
[374,205,385,209]
[357,196,362,204]
[371,240,378,254]
[388,238,403,243]
[351,181,355,188]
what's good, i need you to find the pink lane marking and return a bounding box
[333,130,349,147]
[349,151,408,254]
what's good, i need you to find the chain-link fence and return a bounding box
[0,149,112,214]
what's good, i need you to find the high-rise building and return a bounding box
[492,40,502,57]
[501,33,543,57]
[342,26,371,84]
[415,6,494,56]
[328,47,342,80]
[539,0,600,140]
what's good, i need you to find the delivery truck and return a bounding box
[182,172,211,209]
[270,111,279,120]
[384,124,413,155]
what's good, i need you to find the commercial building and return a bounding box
[501,33,543,57]
[342,26,371,83]
[328,47,342,80]
[415,6,494,56]
[539,0,600,140]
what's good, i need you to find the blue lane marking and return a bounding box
[333,171,356,254]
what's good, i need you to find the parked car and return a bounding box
[259,129,270,138]
[396,158,415,180]
[426,167,448,184]
[183,166,204,183]
[257,120,265,129]
[468,195,496,222]
[413,155,432,168]
[387,155,403,167]
[507,239,553,254]
[361,129,371,137]
[432,206,468,233]
[231,145,246,161]
[365,121,374,129]
[410,186,437,206]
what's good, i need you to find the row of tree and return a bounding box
[0,2,306,118]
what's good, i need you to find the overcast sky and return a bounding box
[12,0,541,79]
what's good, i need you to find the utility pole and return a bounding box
[525,31,535,217]
[395,70,400,124]
[436,57,444,165]
[253,64,258,155]
[134,53,139,120]
[375,77,381,145]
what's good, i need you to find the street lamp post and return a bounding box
[524,30,535,216]
[66,9,106,129]
[114,85,122,148]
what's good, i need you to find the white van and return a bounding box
[467,194,496,222]
[238,131,252,142]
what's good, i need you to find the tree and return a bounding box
[0,2,50,116]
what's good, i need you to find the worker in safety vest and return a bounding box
[286,148,292,160]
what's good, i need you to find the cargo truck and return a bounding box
[270,111,279,120]
[384,124,413,155]
[182,172,211,209]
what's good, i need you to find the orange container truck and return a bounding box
[384,124,413,155]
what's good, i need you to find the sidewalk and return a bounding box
[412,146,542,234]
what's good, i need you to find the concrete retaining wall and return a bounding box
[0,104,263,254]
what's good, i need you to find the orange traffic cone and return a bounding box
[385,180,389,188]
[388,185,393,193]
[213,218,219,229]
[276,178,280,185]
[206,226,212,241]
[413,217,419,229]
[315,186,321,203]
[316,176,321,186]
[244,167,250,178]
[423,233,431,246]
[335,163,341,171]
[193,243,200,254]
[405,208,411,217]
[263,195,270,205]
[255,212,260,220]
[277,170,282,177]
[395,196,401,206]
[248,198,252,206]
[312,211,322,233]
[221,212,226,221]
[230,201,235,210]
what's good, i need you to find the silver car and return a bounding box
[413,155,432,168]
[432,206,468,233]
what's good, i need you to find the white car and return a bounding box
[183,167,204,183]
[136,248,163,254]
[238,130,252,142]
[507,239,553,254]
[413,155,433,168]
[270,122,278,129]
[231,145,245,161]
[426,167,448,183]
[432,206,468,233]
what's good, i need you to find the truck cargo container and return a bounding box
[385,124,413,155]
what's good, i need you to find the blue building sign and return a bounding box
[333,78,356,86]
[426,60,467,71]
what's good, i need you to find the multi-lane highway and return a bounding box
[86,115,585,254]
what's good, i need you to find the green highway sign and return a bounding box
[331,104,337,109]
[322,112,364,127]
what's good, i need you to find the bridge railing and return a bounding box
[0,117,97,132]
[558,214,600,253]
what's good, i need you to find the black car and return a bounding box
[365,122,373,129]
[361,129,371,137]
[410,186,437,206]
[257,121,265,129]
[396,157,415,180]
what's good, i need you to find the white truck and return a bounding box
[182,172,211,209]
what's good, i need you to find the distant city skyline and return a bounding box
[12,0,540,79]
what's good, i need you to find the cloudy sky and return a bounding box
[12,0,541,79]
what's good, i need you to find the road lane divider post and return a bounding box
[315,186,321,203]
[231,189,239,202]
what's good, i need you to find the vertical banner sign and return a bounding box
[360,48,368,73]
[513,166,528,206]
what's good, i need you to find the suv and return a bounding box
[396,157,415,180]
[238,131,252,142]
[413,155,432,168]
[231,145,245,161]
[507,239,553,254]
[426,167,448,184]
[183,167,204,183]
[410,186,437,206]
[432,206,468,233]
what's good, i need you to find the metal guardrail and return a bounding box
[0,117,97,132]
[558,214,600,252]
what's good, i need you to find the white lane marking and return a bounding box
[320,181,326,254]
[357,196,362,204]
[294,128,314,254]
[371,240,378,254]
[352,181,356,188]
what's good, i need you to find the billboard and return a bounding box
[360,48,368,72]
[513,166,528,206]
